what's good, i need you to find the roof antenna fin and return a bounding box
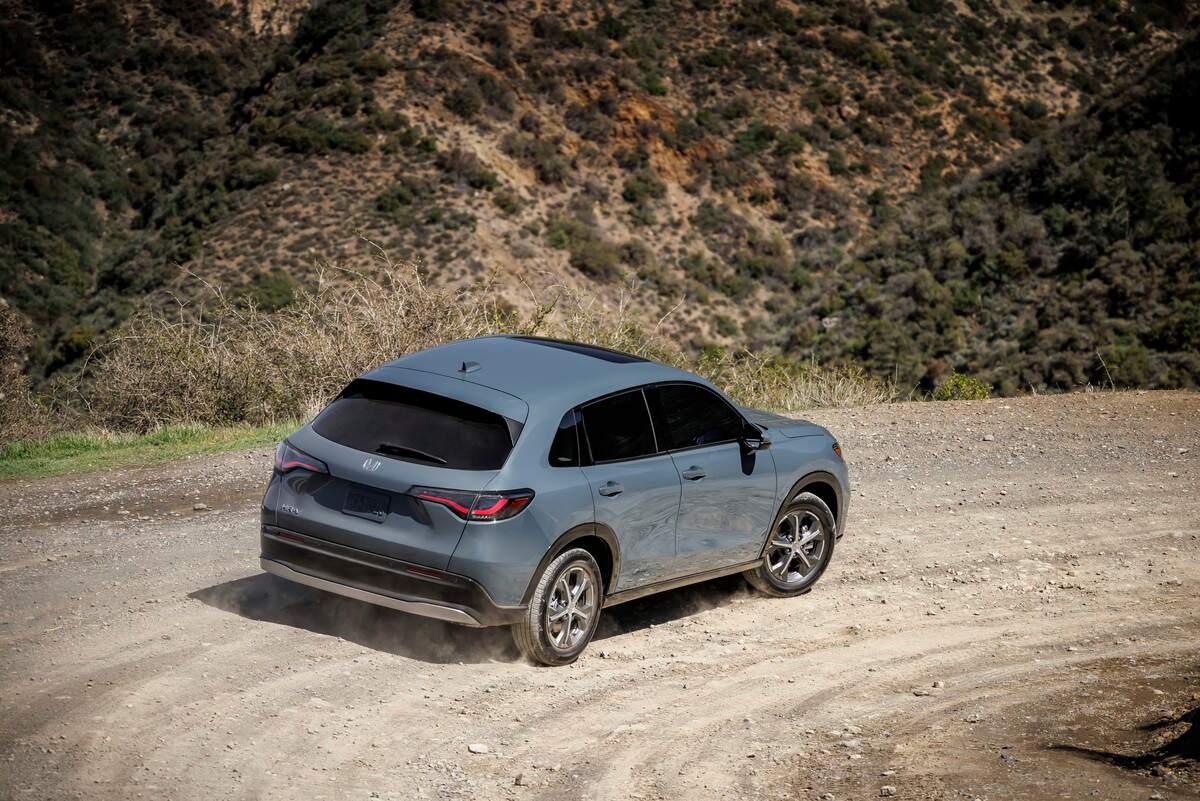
[459,361,481,375]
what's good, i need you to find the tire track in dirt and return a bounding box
[1,392,1197,800]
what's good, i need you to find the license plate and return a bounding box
[343,487,390,523]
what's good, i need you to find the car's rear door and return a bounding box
[578,389,681,590]
[646,383,777,573]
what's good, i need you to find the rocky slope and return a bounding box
[1,0,1194,390]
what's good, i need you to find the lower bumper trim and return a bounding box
[260,557,483,627]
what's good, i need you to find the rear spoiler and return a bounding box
[363,365,530,423]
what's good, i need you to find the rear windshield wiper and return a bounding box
[375,443,448,465]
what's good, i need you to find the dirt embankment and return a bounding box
[1,391,1198,800]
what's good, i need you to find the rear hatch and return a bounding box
[274,371,527,570]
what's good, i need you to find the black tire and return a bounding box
[744,491,836,597]
[512,548,603,666]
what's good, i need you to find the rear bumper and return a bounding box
[259,527,524,627]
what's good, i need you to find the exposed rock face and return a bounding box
[213,0,311,36]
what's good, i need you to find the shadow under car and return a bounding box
[190,570,752,664]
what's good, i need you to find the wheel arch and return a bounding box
[765,471,846,553]
[520,523,621,605]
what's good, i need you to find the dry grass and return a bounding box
[81,246,894,431]
[0,301,52,443]
[698,350,898,411]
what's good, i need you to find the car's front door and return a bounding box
[578,389,681,590]
[647,383,777,574]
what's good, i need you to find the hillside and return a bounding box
[0,0,1195,391]
[794,33,1200,393]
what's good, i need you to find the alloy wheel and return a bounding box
[546,565,595,651]
[766,510,827,585]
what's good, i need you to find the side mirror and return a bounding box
[740,426,771,452]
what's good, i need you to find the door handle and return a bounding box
[598,481,624,497]
[681,466,707,481]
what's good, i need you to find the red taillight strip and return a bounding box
[412,488,533,521]
[415,492,474,515]
[275,441,328,474]
[471,497,510,516]
[498,496,532,515]
[279,459,322,472]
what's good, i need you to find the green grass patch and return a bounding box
[0,422,298,481]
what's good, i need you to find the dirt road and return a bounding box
[2,391,1198,801]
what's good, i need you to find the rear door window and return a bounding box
[581,390,657,463]
[647,383,743,450]
[313,379,516,470]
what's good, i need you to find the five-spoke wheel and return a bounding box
[765,510,827,584]
[546,565,595,651]
[744,491,836,597]
[512,548,602,666]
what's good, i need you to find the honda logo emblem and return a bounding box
[362,457,382,472]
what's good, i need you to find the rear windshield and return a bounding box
[313,380,517,470]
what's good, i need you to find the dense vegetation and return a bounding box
[1,0,1196,404]
[794,36,1200,393]
[0,0,263,374]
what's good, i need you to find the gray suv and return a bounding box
[261,336,848,665]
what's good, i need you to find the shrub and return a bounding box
[424,206,476,231]
[502,133,572,183]
[932,372,992,400]
[492,189,523,215]
[774,129,807,157]
[641,73,668,95]
[435,148,499,190]
[545,216,622,281]
[734,119,777,155]
[446,84,483,119]
[241,269,297,311]
[596,14,627,40]
[256,115,372,154]
[0,302,50,442]
[826,149,850,176]
[375,178,429,225]
[565,102,617,142]
[412,0,457,22]
[695,350,896,411]
[82,251,895,430]
[353,51,391,77]
[226,158,281,191]
[714,314,740,337]
[621,170,667,204]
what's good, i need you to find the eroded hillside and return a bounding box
[1,0,1194,389]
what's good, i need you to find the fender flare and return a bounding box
[520,523,622,605]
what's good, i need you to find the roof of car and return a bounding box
[380,335,704,414]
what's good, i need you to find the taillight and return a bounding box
[275,441,329,474]
[832,442,843,459]
[411,486,534,521]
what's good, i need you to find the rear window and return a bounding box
[313,380,518,470]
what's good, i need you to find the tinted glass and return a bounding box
[582,390,657,462]
[549,410,580,467]
[649,383,743,450]
[313,380,515,470]
[510,337,648,363]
